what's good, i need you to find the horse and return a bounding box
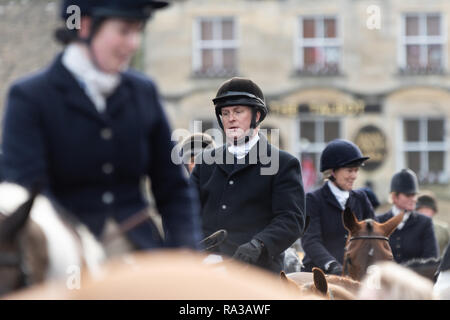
[0,182,106,297]
[342,206,405,281]
[434,245,450,299]
[281,268,355,300]
[357,261,436,300]
[4,250,323,300]
[402,257,441,282]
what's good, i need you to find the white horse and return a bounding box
[0,182,105,296]
[434,245,450,299]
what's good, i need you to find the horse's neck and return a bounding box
[325,275,361,294]
[30,196,105,280]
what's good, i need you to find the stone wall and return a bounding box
[0,0,61,125]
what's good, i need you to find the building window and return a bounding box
[401,118,447,184]
[193,17,238,77]
[399,13,446,75]
[295,16,341,76]
[298,118,341,191]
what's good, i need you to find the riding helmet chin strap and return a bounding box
[77,17,108,73]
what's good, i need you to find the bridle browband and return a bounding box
[344,234,390,277]
[348,235,389,242]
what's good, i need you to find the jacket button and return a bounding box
[229,180,234,185]
[102,192,114,204]
[221,205,227,210]
[102,163,114,174]
[100,128,113,140]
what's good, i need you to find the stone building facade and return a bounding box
[146,0,450,206]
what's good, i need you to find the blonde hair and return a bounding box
[322,169,334,181]
[357,261,436,300]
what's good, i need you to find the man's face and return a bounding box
[393,193,417,211]
[221,105,259,142]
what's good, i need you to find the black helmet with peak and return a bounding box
[390,169,419,194]
[320,139,369,172]
[213,77,268,129]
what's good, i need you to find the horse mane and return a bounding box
[327,283,355,300]
[402,257,441,269]
[325,274,361,294]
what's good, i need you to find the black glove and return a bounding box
[325,261,343,275]
[232,239,264,264]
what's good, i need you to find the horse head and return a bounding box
[342,207,404,281]
[0,189,47,296]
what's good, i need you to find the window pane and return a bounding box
[404,120,420,142]
[427,15,441,36]
[222,19,234,40]
[324,47,339,66]
[406,45,421,68]
[201,49,214,71]
[324,18,336,38]
[324,121,340,142]
[222,48,236,70]
[429,151,444,173]
[406,16,419,36]
[300,121,316,143]
[201,20,213,40]
[428,45,442,69]
[427,119,444,142]
[303,18,316,38]
[304,47,318,66]
[406,151,421,174]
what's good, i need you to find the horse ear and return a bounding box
[380,210,405,237]
[312,267,328,295]
[280,271,288,281]
[0,192,37,243]
[342,207,361,234]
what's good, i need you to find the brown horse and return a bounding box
[281,268,355,300]
[342,207,405,281]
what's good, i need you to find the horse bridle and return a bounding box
[343,235,389,276]
[348,235,389,242]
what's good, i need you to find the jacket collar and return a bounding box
[216,133,272,176]
[321,182,345,211]
[47,53,131,123]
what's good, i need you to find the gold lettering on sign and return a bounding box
[269,100,366,116]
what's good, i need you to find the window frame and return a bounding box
[192,16,239,77]
[295,116,343,180]
[295,15,342,75]
[398,117,448,184]
[398,12,447,74]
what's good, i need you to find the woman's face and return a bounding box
[332,167,359,191]
[392,193,417,211]
[90,18,144,73]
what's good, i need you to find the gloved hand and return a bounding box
[232,239,264,264]
[326,261,343,275]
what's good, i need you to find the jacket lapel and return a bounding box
[216,145,235,176]
[322,182,344,211]
[47,53,107,124]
